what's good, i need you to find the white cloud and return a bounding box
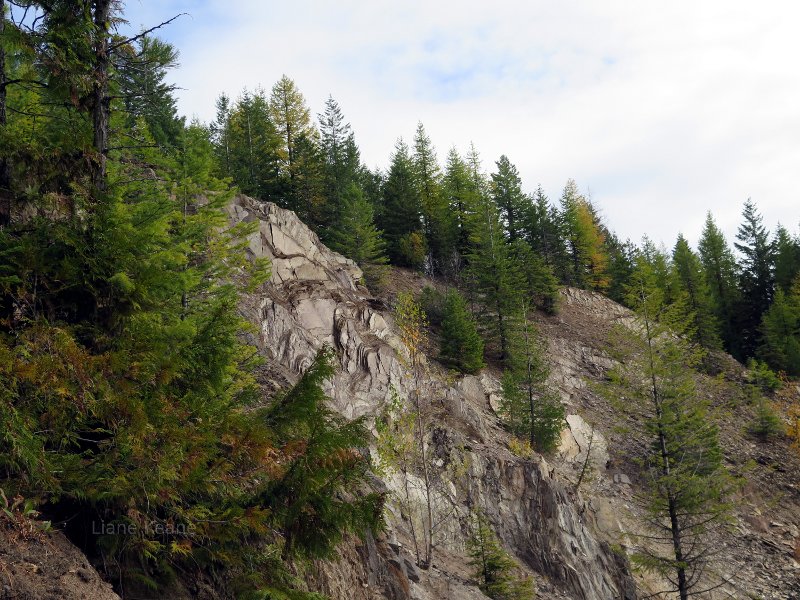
[123,0,800,247]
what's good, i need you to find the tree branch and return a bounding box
[109,14,188,52]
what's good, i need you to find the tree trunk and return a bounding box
[0,0,11,225]
[91,0,111,195]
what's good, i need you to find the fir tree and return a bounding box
[670,234,721,352]
[773,223,800,293]
[500,301,565,452]
[491,155,527,243]
[758,283,800,376]
[606,260,736,600]
[440,289,485,373]
[735,199,775,358]
[443,147,477,260]
[379,139,424,267]
[467,512,534,600]
[698,212,740,357]
[559,180,609,290]
[327,182,388,290]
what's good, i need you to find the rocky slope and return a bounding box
[230,195,637,599]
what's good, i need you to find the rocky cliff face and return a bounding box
[229,195,637,600]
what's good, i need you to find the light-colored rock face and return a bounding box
[230,196,637,600]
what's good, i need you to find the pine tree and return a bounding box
[466,191,523,365]
[773,223,800,293]
[500,301,565,452]
[440,289,485,373]
[413,122,455,274]
[670,234,721,352]
[559,180,609,290]
[605,260,735,600]
[735,199,775,358]
[327,182,388,290]
[758,283,800,376]
[379,139,424,267]
[467,512,534,600]
[491,155,527,243]
[269,75,317,214]
[698,212,740,357]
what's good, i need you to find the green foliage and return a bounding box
[327,182,388,290]
[745,358,782,394]
[758,285,800,377]
[440,289,485,374]
[558,180,609,291]
[500,305,565,453]
[606,268,736,599]
[467,512,534,600]
[747,390,784,442]
[258,347,384,559]
[379,140,423,267]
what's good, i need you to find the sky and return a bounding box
[121,0,800,248]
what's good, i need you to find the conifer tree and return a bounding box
[491,155,527,243]
[380,139,424,267]
[521,185,565,271]
[774,223,800,293]
[466,191,523,365]
[735,199,775,358]
[500,301,565,452]
[269,75,317,214]
[413,122,455,274]
[559,180,609,290]
[670,234,721,352]
[758,283,800,376]
[605,258,735,600]
[327,182,388,290]
[698,212,740,356]
[440,289,485,373]
[467,512,534,600]
[443,147,477,260]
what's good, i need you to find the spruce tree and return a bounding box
[327,183,388,290]
[735,199,775,358]
[491,155,527,242]
[379,139,424,267]
[467,512,534,600]
[605,258,735,600]
[500,301,565,452]
[773,223,800,293]
[670,234,721,352]
[440,289,485,373]
[758,284,800,376]
[413,122,455,274]
[443,147,477,260]
[698,212,740,357]
[521,185,566,272]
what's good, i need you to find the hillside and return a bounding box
[230,196,800,599]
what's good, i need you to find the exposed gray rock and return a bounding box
[230,196,637,600]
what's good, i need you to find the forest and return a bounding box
[1,2,799,599]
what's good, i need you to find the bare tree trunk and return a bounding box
[91,0,111,195]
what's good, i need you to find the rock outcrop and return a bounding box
[229,195,637,600]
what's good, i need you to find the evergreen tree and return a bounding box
[269,75,317,213]
[467,512,534,600]
[606,261,735,600]
[559,180,609,290]
[758,283,800,376]
[413,122,455,274]
[327,182,388,290]
[773,223,800,293]
[735,199,775,358]
[226,88,283,202]
[698,212,740,357]
[491,155,527,243]
[318,96,361,236]
[379,139,424,267]
[521,185,566,271]
[500,301,565,452]
[509,239,559,314]
[466,191,523,365]
[670,234,721,352]
[117,35,185,149]
[443,147,477,260]
[604,233,636,305]
[210,92,233,179]
[440,289,485,373]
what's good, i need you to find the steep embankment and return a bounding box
[229,195,636,600]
